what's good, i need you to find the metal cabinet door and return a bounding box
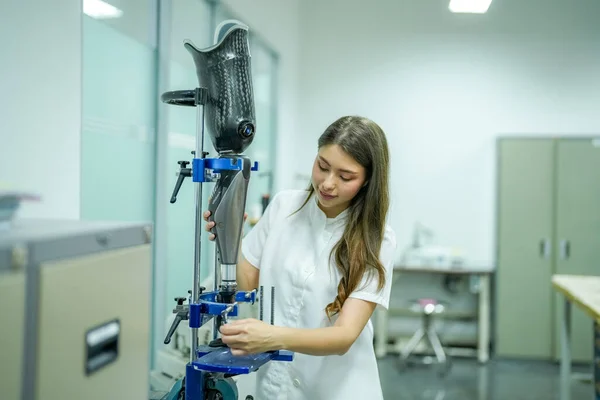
[553,138,600,362]
[36,244,152,400]
[496,138,555,359]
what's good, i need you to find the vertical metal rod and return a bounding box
[271,286,275,325]
[213,246,220,341]
[560,299,572,400]
[259,286,264,321]
[214,234,219,292]
[191,100,206,362]
[477,275,490,363]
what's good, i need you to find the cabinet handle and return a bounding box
[539,239,551,259]
[559,240,571,260]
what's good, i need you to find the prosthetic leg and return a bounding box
[161,20,292,400]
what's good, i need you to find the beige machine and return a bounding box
[0,219,153,400]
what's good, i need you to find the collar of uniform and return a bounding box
[309,191,349,231]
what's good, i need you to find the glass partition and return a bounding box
[81,0,160,377]
[81,1,158,223]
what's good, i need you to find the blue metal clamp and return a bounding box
[189,290,257,328]
[192,157,259,183]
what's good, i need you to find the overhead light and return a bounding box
[83,0,123,19]
[449,0,492,14]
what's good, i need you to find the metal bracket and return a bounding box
[189,290,257,328]
[192,158,259,183]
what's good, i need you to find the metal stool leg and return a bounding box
[400,327,426,360]
[427,327,447,363]
[426,322,452,376]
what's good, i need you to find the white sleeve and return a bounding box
[241,192,282,269]
[348,227,397,310]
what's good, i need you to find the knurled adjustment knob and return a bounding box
[178,161,190,168]
[174,297,187,305]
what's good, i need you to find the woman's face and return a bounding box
[311,144,367,218]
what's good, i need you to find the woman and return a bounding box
[204,115,396,399]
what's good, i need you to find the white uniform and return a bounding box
[241,189,397,400]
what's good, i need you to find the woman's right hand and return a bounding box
[203,210,216,241]
[203,210,249,242]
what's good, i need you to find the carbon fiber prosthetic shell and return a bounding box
[184,23,255,155]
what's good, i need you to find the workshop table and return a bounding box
[552,274,600,400]
[375,265,493,363]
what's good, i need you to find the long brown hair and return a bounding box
[296,116,390,318]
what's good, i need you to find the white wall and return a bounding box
[297,0,600,266]
[222,0,302,193]
[0,0,82,219]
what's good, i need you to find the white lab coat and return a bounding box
[241,189,397,400]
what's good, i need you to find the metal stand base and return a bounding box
[397,314,452,376]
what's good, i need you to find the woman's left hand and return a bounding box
[219,318,279,356]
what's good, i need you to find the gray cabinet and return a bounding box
[496,137,600,362]
[496,139,555,360]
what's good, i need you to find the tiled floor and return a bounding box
[378,355,594,400]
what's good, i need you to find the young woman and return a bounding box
[203,115,397,399]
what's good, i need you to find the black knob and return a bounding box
[238,120,255,138]
[170,161,192,204]
[199,286,206,293]
[175,297,186,305]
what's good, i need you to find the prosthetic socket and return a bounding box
[186,21,256,304]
